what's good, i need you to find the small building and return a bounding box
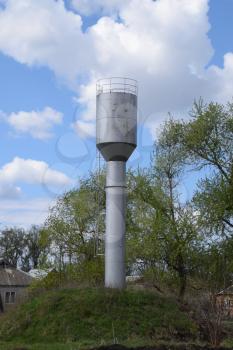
[216,285,233,317]
[0,259,34,312]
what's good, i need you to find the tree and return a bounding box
[127,120,201,300]
[0,226,51,271]
[178,100,233,236]
[0,228,25,267]
[194,237,233,293]
[156,100,233,293]
[45,169,105,268]
[153,119,201,300]
[22,226,51,271]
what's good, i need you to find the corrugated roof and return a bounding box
[0,266,34,286]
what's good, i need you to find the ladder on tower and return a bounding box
[94,149,105,257]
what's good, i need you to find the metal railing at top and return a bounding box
[96,77,138,96]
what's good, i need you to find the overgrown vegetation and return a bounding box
[0,288,196,345]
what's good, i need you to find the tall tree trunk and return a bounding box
[177,254,187,301]
[178,270,187,301]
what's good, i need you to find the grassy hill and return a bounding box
[0,287,197,348]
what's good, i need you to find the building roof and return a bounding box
[0,260,34,287]
[28,268,53,279]
[217,285,233,296]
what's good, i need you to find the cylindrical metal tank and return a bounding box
[96,77,137,161]
[96,77,138,289]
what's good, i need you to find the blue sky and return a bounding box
[208,0,233,67]
[0,0,232,227]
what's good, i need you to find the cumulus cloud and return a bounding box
[73,120,96,138]
[4,107,63,139]
[0,158,75,225]
[0,0,91,82]
[0,157,72,200]
[70,0,127,16]
[0,0,233,137]
[0,197,55,227]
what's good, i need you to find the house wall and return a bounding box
[0,286,29,312]
[216,294,233,317]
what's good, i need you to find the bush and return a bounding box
[29,258,104,296]
[66,257,104,287]
[29,270,66,296]
[143,267,178,294]
[189,293,225,348]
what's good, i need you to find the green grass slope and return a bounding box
[0,288,197,346]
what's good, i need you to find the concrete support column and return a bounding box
[105,161,126,289]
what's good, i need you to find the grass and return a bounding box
[0,287,197,348]
[0,341,231,350]
[0,343,80,350]
[0,341,169,350]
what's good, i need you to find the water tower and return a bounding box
[96,77,138,289]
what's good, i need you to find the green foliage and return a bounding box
[1,342,232,350]
[0,228,25,267]
[175,100,233,235]
[143,267,177,293]
[137,100,233,296]
[184,101,232,173]
[0,226,50,270]
[45,169,106,268]
[66,258,104,287]
[194,174,232,235]
[29,258,104,295]
[191,237,233,293]
[126,119,201,300]
[0,288,197,345]
[0,342,82,349]
[29,271,65,295]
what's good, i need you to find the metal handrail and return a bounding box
[96,77,138,96]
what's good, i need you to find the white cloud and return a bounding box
[0,157,74,205]
[4,107,63,139]
[73,120,96,139]
[2,0,233,227]
[0,0,233,138]
[0,0,91,83]
[75,0,233,135]
[0,185,22,199]
[0,197,55,228]
[0,157,72,199]
[0,158,75,226]
[81,0,214,117]
[70,0,127,16]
